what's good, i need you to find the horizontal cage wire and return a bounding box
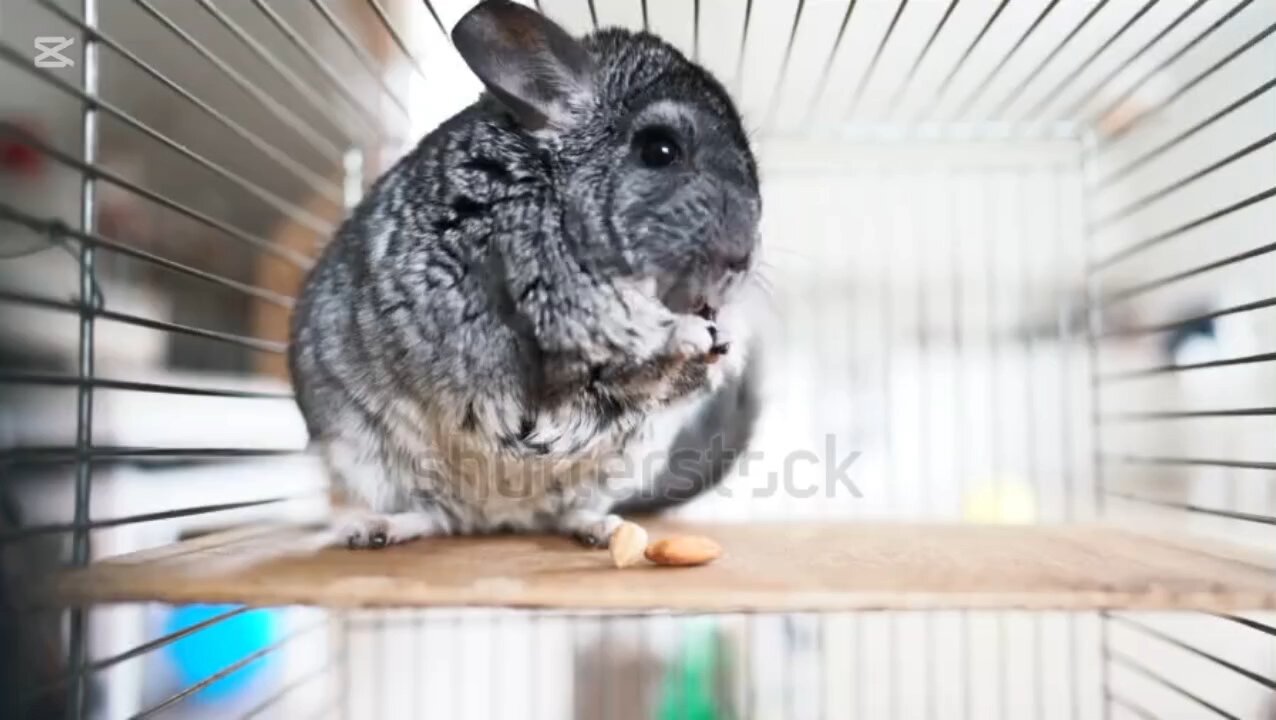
[0,1,1273,720]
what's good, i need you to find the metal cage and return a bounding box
[1,0,1273,718]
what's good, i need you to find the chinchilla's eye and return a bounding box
[633,126,682,168]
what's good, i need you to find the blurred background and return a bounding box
[1,0,1273,718]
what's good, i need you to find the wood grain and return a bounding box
[49,522,1276,612]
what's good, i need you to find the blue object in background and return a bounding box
[163,604,281,703]
[1163,308,1216,362]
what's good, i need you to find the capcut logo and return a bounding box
[34,37,75,69]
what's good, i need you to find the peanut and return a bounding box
[609,521,649,568]
[644,535,722,566]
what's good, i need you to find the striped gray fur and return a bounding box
[289,1,761,548]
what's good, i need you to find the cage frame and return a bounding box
[0,0,1273,718]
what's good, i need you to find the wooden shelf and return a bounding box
[50,522,1276,612]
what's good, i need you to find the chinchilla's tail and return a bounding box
[611,349,762,516]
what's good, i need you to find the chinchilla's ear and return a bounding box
[452,0,595,131]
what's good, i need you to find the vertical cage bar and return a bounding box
[882,173,900,720]
[844,0,905,121]
[987,172,1007,720]
[1055,164,1082,720]
[1080,136,1104,521]
[67,0,99,718]
[761,0,807,132]
[344,149,365,212]
[414,611,424,718]
[334,136,367,720]
[1018,168,1043,720]
[1079,131,1110,720]
[336,386,353,716]
[948,168,972,720]
[883,0,958,118]
[804,0,860,129]
[919,168,937,720]
[692,0,699,61]
[732,0,753,92]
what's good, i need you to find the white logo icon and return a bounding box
[34,37,75,68]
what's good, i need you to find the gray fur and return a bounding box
[289,2,761,548]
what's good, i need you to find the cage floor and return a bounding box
[49,522,1276,612]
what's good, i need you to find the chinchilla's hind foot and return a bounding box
[332,512,439,549]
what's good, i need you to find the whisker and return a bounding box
[745,269,782,317]
[758,248,818,270]
[760,245,812,257]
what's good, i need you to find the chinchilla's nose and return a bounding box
[721,249,753,274]
[713,188,759,274]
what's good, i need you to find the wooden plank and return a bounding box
[48,522,1276,611]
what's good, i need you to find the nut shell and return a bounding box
[609,521,649,568]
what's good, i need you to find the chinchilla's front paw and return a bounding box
[667,314,716,358]
[666,314,724,359]
[614,278,729,364]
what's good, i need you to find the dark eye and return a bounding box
[633,126,682,168]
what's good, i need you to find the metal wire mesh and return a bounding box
[0,0,1272,718]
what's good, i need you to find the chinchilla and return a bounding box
[289,0,762,549]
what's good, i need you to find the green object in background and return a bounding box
[657,620,724,720]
